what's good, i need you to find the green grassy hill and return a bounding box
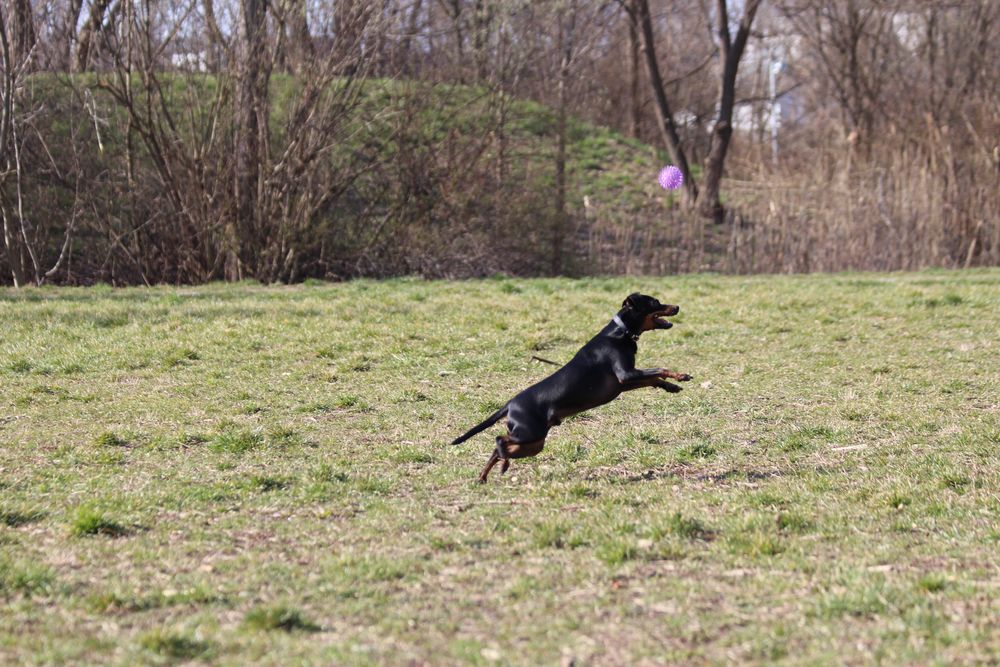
[7,74,714,284]
[33,73,669,192]
[2,271,999,663]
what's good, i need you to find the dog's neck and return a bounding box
[612,313,641,341]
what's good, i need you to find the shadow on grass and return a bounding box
[243,605,321,633]
[0,507,46,527]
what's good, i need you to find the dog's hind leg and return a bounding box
[478,410,548,483]
[478,449,502,484]
[477,436,546,483]
[489,435,545,479]
[496,436,511,475]
[475,435,513,478]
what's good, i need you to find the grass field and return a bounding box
[2,271,999,665]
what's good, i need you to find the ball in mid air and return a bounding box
[658,165,683,191]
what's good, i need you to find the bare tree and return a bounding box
[552,2,575,274]
[441,0,466,80]
[626,4,641,138]
[397,0,424,75]
[470,0,494,82]
[55,0,86,71]
[0,9,25,285]
[778,0,895,155]
[288,0,315,73]
[629,0,698,206]
[76,0,116,72]
[697,0,761,223]
[9,0,35,65]
[232,0,270,279]
[85,0,392,282]
[201,0,230,73]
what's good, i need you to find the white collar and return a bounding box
[612,314,639,341]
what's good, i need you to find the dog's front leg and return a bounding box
[621,376,684,393]
[615,366,672,393]
[616,363,691,393]
[614,367,664,384]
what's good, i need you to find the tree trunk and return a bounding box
[76,0,113,72]
[10,0,35,66]
[233,0,269,279]
[697,99,733,224]
[334,0,367,76]
[634,0,697,206]
[445,0,465,82]
[399,0,423,76]
[472,0,492,83]
[202,0,226,72]
[627,5,641,139]
[60,0,84,71]
[272,0,312,75]
[274,9,288,73]
[288,0,314,74]
[0,12,25,286]
[553,9,571,275]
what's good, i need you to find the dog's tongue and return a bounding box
[653,317,673,329]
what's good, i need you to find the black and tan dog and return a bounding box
[451,293,691,482]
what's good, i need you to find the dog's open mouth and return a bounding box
[651,305,679,329]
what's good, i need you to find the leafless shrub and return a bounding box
[1,3,77,286]
[1,0,998,285]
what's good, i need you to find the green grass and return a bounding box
[69,506,129,538]
[0,558,56,597]
[1,270,999,664]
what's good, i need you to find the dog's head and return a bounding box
[619,293,679,332]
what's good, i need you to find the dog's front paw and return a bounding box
[661,381,682,393]
[677,373,693,382]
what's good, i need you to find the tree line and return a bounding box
[2,0,998,285]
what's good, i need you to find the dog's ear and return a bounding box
[622,292,641,310]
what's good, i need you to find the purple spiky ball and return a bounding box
[658,165,683,191]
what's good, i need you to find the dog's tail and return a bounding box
[450,405,508,445]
